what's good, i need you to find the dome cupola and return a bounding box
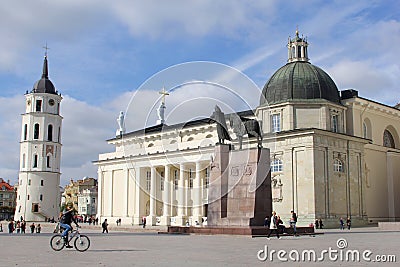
[260,30,340,106]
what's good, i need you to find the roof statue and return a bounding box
[211,105,231,144]
[157,87,169,124]
[116,111,125,136]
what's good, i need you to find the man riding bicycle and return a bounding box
[59,202,79,248]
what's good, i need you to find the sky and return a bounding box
[0,0,399,186]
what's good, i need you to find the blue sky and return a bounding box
[0,0,399,185]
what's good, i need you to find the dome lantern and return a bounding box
[287,28,309,63]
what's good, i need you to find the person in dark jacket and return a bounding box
[59,202,79,248]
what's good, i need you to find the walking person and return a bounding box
[36,224,41,233]
[16,221,21,234]
[290,210,297,235]
[0,222,3,232]
[264,215,270,227]
[30,223,35,233]
[339,217,345,230]
[8,220,14,234]
[318,218,324,229]
[21,220,26,234]
[346,217,351,230]
[142,216,146,228]
[267,211,280,239]
[102,219,109,233]
[315,219,319,229]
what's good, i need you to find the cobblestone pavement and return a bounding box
[0,224,398,267]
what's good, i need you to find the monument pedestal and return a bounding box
[207,144,272,227]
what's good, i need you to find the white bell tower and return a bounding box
[15,53,63,222]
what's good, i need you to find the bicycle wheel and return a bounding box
[74,235,90,252]
[50,234,65,251]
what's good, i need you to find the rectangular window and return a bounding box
[47,156,51,168]
[332,115,338,133]
[33,155,38,168]
[28,179,31,186]
[36,100,42,112]
[0,201,3,206]
[41,180,44,186]
[40,194,43,201]
[23,124,28,140]
[189,169,193,189]
[146,171,151,191]
[27,195,30,200]
[160,171,164,191]
[204,167,210,188]
[32,203,39,212]
[271,114,281,133]
[92,198,95,203]
[174,170,178,190]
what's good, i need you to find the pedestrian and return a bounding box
[0,222,3,232]
[102,219,109,233]
[264,215,270,227]
[290,210,297,235]
[16,221,21,234]
[21,220,26,234]
[36,224,41,233]
[142,216,146,228]
[346,217,351,230]
[339,217,345,230]
[315,219,319,229]
[267,211,280,239]
[30,223,35,233]
[277,216,286,234]
[318,218,324,229]
[8,220,14,233]
[119,218,121,225]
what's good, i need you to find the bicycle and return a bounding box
[50,225,90,252]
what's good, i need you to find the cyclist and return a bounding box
[59,202,79,248]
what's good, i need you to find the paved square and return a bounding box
[0,225,398,266]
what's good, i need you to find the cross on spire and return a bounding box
[159,86,169,104]
[43,43,50,57]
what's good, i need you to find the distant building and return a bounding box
[0,178,17,220]
[62,177,97,212]
[78,187,98,218]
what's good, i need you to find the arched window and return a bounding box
[47,124,53,141]
[23,124,28,140]
[363,122,367,139]
[334,159,344,172]
[271,159,283,172]
[34,123,40,139]
[383,130,395,148]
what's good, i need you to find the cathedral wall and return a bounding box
[112,169,124,217]
[295,107,321,129]
[364,146,389,221]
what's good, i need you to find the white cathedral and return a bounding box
[93,30,397,227]
[14,55,63,221]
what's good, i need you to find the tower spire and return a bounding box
[42,43,50,79]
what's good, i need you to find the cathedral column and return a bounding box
[133,167,142,225]
[148,166,157,225]
[97,168,103,220]
[124,168,129,217]
[176,163,186,225]
[161,164,171,225]
[109,171,114,217]
[192,161,203,224]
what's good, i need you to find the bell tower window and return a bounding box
[34,123,40,139]
[23,124,28,140]
[36,100,42,112]
[47,124,53,141]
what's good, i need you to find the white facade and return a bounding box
[15,56,63,222]
[78,188,98,216]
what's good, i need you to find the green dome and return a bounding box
[260,61,340,105]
